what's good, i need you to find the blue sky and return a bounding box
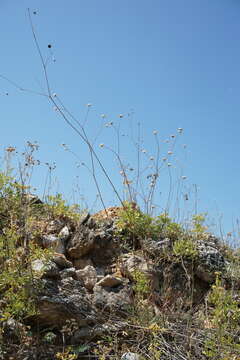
[1,0,240,238]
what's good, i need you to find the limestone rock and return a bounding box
[67,218,119,264]
[42,234,65,254]
[121,353,141,360]
[93,283,133,315]
[30,277,97,327]
[67,228,95,258]
[58,225,70,240]
[142,237,171,255]
[71,322,127,343]
[119,255,149,279]
[196,235,226,283]
[96,274,123,287]
[73,257,94,269]
[51,253,73,269]
[75,265,98,290]
[32,259,60,279]
[46,219,65,234]
[60,267,76,279]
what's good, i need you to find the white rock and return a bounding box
[59,226,70,239]
[121,352,140,360]
[76,265,97,290]
[32,259,45,273]
[96,275,123,288]
[42,235,65,254]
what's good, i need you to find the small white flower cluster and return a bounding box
[105,122,113,127]
[61,143,68,150]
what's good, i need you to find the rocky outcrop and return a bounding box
[31,277,97,328]
[195,235,226,282]
[21,214,230,345]
[67,215,120,265]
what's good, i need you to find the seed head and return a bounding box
[6,146,16,153]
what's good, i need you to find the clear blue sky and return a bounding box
[1,0,240,238]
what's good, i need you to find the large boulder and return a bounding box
[75,265,98,290]
[67,217,120,265]
[41,234,65,254]
[92,282,133,316]
[195,235,226,283]
[30,277,97,328]
[32,259,60,279]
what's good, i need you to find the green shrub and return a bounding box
[45,193,81,222]
[191,213,208,235]
[116,204,184,245]
[203,275,240,359]
[0,172,52,322]
[132,270,150,299]
[173,238,198,258]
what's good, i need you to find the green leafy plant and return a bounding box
[45,193,81,222]
[173,238,198,258]
[191,213,208,235]
[0,171,53,323]
[55,347,77,360]
[116,205,184,248]
[203,274,240,359]
[132,270,150,299]
[116,202,153,242]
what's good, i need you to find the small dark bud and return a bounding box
[48,44,52,49]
